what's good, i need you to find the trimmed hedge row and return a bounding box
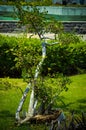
[43,43,86,76]
[0,35,21,77]
[0,34,86,77]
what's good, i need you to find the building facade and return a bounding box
[1,0,86,4]
[52,0,86,5]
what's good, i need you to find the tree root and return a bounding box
[17,109,62,125]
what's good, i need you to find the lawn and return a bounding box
[0,74,86,130]
[59,74,86,113]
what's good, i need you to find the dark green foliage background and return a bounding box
[0,34,86,77]
[43,42,86,76]
[0,35,21,77]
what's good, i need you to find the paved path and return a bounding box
[0,33,86,41]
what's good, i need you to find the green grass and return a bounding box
[59,74,86,113]
[0,74,86,130]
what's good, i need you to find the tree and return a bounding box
[14,3,70,125]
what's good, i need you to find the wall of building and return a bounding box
[0,5,86,34]
[0,5,86,16]
[40,6,86,16]
[0,21,86,34]
[52,0,86,5]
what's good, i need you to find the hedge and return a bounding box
[0,34,86,77]
[43,43,86,76]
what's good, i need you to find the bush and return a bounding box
[0,34,41,78]
[0,34,86,77]
[42,42,86,76]
[0,35,21,77]
[0,0,52,6]
[58,32,81,44]
[0,35,24,77]
[14,37,41,80]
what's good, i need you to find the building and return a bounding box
[1,0,86,5]
[52,0,86,5]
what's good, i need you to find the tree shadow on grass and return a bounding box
[57,96,86,113]
[77,98,86,103]
[0,110,14,117]
[0,110,31,130]
[76,98,86,112]
[0,110,14,130]
[59,102,75,111]
[56,96,75,111]
[0,110,46,130]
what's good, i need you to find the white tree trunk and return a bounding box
[27,42,46,117]
[28,86,35,117]
[15,83,31,120]
[16,42,46,122]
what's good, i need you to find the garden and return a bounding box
[0,2,86,130]
[0,32,86,129]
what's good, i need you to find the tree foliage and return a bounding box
[15,3,48,38]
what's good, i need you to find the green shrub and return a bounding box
[14,38,41,81]
[0,35,21,77]
[0,34,41,78]
[0,34,86,77]
[0,0,52,6]
[58,32,81,44]
[42,42,86,76]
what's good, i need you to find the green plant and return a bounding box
[34,74,70,114]
[14,38,41,81]
[13,4,72,123]
[42,42,86,76]
[0,34,86,77]
[0,78,11,90]
[49,111,86,130]
[14,3,48,38]
[66,111,86,130]
[0,35,20,77]
[58,32,81,44]
[46,20,64,40]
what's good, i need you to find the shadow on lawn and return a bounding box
[76,98,86,112]
[0,110,29,130]
[0,110,46,130]
[0,110,14,117]
[56,96,75,111]
[0,98,85,130]
[77,98,86,103]
[57,96,86,113]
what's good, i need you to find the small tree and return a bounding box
[15,3,70,125]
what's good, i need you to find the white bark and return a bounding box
[28,86,35,117]
[27,42,46,117]
[16,42,46,124]
[15,83,31,120]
